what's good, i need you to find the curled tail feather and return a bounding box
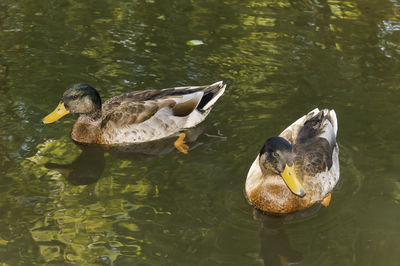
[197,81,226,111]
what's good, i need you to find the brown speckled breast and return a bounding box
[247,178,313,214]
[71,122,102,144]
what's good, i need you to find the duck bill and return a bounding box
[42,101,70,124]
[281,164,306,197]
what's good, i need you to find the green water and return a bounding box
[0,0,399,265]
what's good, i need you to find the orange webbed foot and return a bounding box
[174,132,189,154]
[321,193,331,207]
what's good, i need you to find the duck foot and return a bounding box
[321,192,331,207]
[174,133,189,154]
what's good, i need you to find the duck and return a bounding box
[245,108,339,214]
[43,81,226,153]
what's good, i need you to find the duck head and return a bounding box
[259,136,306,197]
[43,84,101,124]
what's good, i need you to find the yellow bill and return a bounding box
[281,164,306,197]
[42,101,70,124]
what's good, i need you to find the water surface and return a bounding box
[0,0,399,265]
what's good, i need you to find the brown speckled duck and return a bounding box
[43,82,226,153]
[245,108,339,214]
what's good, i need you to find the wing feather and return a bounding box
[294,109,337,175]
[101,93,203,131]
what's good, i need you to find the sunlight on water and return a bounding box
[0,0,399,265]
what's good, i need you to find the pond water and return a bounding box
[0,0,399,265]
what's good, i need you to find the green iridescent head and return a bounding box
[43,84,101,124]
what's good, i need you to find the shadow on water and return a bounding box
[253,204,324,266]
[44,125,206,185]
[45,147,106,185]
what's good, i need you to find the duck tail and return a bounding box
[327,109,338,136]
[197,81,226,111]
[297,109,337,144]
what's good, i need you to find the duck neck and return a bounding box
[258,153,278,178]
[84,109,102,122]
[71,110,103,144]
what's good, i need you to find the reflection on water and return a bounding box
[7,124,220,264]
[45,125,206,185]
[0,0,399,265]
[253,203,332,266]
[254,210,303,266]
[45,147,105,185]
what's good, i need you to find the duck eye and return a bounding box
[72,95,79,100]
[272,152,279,158]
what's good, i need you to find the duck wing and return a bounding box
[103,81,225,109]
[294,109,338,174]
[101,100,167,129]
[99,81,225,143]
[102,81,225,126]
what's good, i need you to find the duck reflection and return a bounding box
[254,204,322,266]
[45,147,105,185]
[45,125,207,185]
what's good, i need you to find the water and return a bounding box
[0,0,399,265]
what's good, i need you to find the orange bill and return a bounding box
[281,163,306,197]
[42,101,70,124]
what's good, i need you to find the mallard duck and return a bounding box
[43,81,226,152]
[245,108,339,214]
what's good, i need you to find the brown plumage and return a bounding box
[245,108,339,214]
[43,82,226,144]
